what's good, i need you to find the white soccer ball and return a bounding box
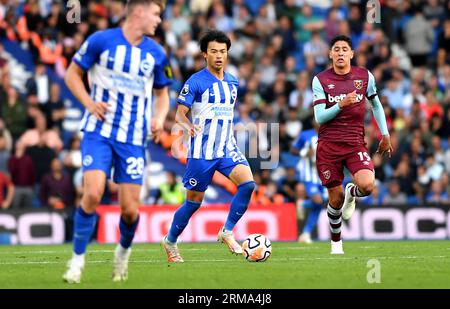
[241,234,272,262]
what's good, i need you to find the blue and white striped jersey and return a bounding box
[293,129,321,185]
[178,68,239,160]
[74,28,171,146]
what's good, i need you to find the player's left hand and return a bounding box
[377,135,393,158]
[150,118,164,143]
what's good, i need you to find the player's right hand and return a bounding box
[339,90,357,108]
[189,124,202,137]
[88,102,110,121]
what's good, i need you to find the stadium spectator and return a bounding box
[41,83,65,131]
[278,167,298,203]
[383,180,408,205]
[7,141,35,209]
[154,171,185,205]
[1,87,28,142]
[0,119,12,173]
[404,6,435,67]
[40,158,74,209]
[60,134,82,181]
[17,111,63,151]
[26,62,51,105]
[426,179,450,204]
[0,170,14,209]
[437,19,450,67]
[252,180,284,205]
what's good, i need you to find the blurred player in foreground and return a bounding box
[63,0,170,283]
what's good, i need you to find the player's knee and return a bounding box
[329,193,344,208]
[121,208,139,223]
[83,191,102,207]
[359,182,375,195]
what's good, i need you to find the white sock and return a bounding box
[71,253,85,266]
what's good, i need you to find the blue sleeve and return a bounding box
[312,76,326,105]
[369,95,389,136]
[73,31,105,71]
[177,78,197,109]
[366,70,377,99]
[153,51,173,89]
[292,133,305,150]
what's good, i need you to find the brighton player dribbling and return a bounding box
[162,30,256,262]
[63,0,170,283]
[312,35,393,254]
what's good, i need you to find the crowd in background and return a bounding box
[0,0,450,212]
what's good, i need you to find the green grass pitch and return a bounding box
[0,241,449,289]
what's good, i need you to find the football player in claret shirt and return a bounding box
[312,35,393,254]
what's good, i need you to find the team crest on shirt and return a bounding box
[140,59,154,76]
[322,170,331,180]
[353,80,363,90]
[189,178,198,187]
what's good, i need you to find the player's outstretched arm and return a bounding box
[151,86,170,143]
[369,95,393,157]
[65,62,108,121]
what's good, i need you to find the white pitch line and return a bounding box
[0,255,448,266]
[0,247,320,255]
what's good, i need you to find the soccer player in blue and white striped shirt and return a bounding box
[63,0,170,283]
[162,30,255,262]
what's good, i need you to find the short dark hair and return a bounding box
[127,0,166,12]
[330,35,353,50]
[199,29,231,53]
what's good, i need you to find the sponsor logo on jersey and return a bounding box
[327,93,364,103]
[327,84,335,89]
